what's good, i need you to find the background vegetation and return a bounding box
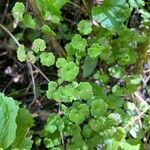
[0,0,150,149]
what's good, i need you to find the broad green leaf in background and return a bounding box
[0,93,19,149]
[11,108,34,149]
[77,20,92,35]
[17,44,26,62]
[83,56,98,78]
[91,0,129,31]
[40,52,55,67]
[12,2,25,21]
[23,15,36,29]
[32,38,46,53]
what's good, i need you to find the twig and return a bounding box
[144,69,150,73]
[58,104,65,150]
[0,23,20,46]
[32,64,50,82]
[68,1,86,13]
[124,105,150,129]
[0,23,37,106]
[27,62,37,107]
[134,91,146,104]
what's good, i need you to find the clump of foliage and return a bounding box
[0,93,34,149]
[0,0,150,149]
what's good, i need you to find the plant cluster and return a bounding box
[0,0,150,149]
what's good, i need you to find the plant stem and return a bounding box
[133,29,150,74]
[124,105,150,129]
[0,23,20,46]
[27,0,66,57]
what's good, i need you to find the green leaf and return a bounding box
[77,20,92,35]
[76,82,93,100]
[89,118,105,132]
[44,138,60,148]
[130,77,141,85]
[27,51,36,64]
[0,93,19,149]
[71,34,87,50]
[104,138,120,150]
[128,0,145,9]
[78,104,89,118]
[120,141,140,150]
[58,84,77,102]
[44,114,64,133]
[91,99,107,117]
[58,61,79,82]
[65,43,76,56]
[56,58,67,68]
[112,85,123,96]
[12,2,25,21]
[106,94,123,109]
[41,25,56,36]
[114,127,126,141]
[46,81,58,99]
[17,44,26,62]
[94,71,110,83]
[54,0,69,9]
[69,104,89,125]
[32,38,46,53]
[40,52,55,67]
[83,56,98,78]
[108,113,122,126]
[36,0,69,24]
[87,43,102,59]
[69,108,85,125]
[108,66,124,79]
[91,0,129,31]
[11,108,34,149]
[23,15,36,29]
[118,53,130,65]
[124,102,136,111]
